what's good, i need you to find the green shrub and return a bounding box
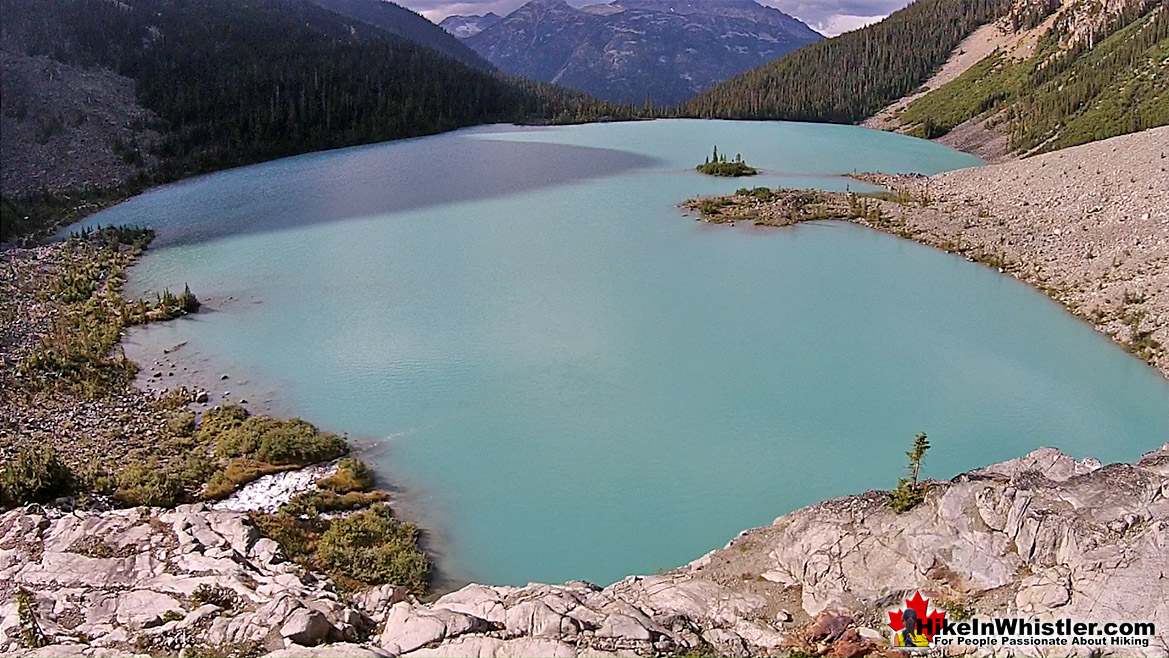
[115,453,214,507]
[115,462,183,507]
[250,511,323,563]
[148,285,201,321]
[318,458,374,494]
[204,406,347,466]
[889,477,927,513]
[153,388,193,411]
[316,505,430,594]
[56,269,97,303]
[197,404,249,442]
[736,187,773,201]
[282,489,389,517]
[697,198,733,215]
[165,410,197,437]
[15,587,46,649]
[940,600,973,621]
[1,446,74,506]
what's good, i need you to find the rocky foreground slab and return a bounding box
[3,443,1167,657]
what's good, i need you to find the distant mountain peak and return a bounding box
[439,11,504,39]
[463,0,822,105]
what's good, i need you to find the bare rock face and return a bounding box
[3,444,1167,657]
[691,444,1169,657]
[0,504,368,657]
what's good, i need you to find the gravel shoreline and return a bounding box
[0,241,174,469]
[685,125,1169,379]
[867,125,1169,378]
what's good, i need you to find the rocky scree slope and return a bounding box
[872,125,1169,377]
[4,443,1169,657]
[0,47,161,198]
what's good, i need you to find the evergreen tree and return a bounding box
[889,432,931,513]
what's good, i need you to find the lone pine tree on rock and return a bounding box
[889,432,931,513]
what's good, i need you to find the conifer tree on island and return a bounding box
[696,146,758,177]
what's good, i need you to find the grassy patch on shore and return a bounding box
[203,404,347,466]
[0,185,142,245]
[116,404,350,506]
[0,228,347,507]
[16,228,152,399]
[14,227,202,400]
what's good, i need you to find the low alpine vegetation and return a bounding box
[0,446,74,507]
[251,457,430,595]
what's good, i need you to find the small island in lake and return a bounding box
[696,146,758,177]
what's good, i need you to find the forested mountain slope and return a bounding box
[683,0,1167,159]
[884,0,1169,158]
[307,0,492,69]
[0,0,627,240]
[683,0,1008,122]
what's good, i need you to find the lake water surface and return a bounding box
[78,120,1169,587]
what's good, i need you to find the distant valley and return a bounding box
[441,0,823,106]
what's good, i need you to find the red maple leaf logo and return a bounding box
[887,591,947,640]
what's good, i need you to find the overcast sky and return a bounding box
[400,0,908,36]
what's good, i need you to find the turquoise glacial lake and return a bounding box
[78,120,1169,587]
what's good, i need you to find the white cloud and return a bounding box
[406,0,602,22]
[808,13,887,35]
